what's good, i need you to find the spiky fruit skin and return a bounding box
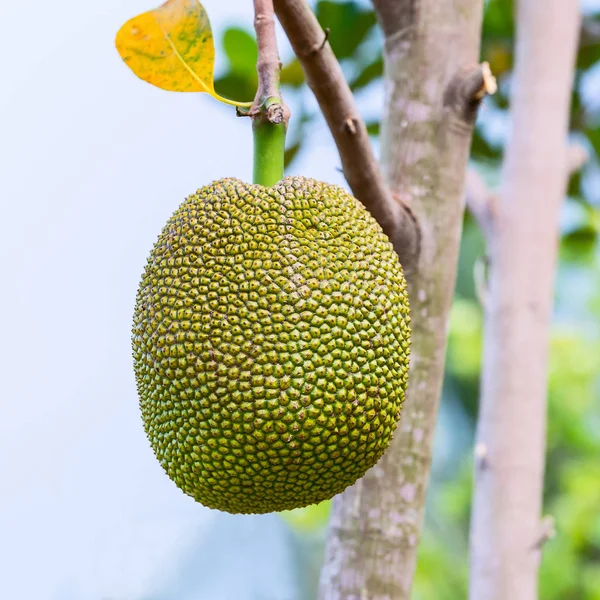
[132,176,410,514]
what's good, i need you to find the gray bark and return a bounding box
[317,1,485,598]
[469,1,581,599]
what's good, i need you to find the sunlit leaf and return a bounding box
[115,0,252,106]
[281,59,305,88]
[447,299,483,380]
[280,500,331,532]
[215,27,258,103]
[223,27,257,77]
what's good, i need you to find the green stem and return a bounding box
[252,100,286,187]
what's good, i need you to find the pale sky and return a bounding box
[0,1,345,598]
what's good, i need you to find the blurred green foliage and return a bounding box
[212,1,600,598]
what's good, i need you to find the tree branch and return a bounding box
[273,0,420,276]
[469,0,581,598]
[465,169,497,240]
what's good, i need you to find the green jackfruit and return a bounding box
[132,176,410,514]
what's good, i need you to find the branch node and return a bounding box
[391,194,422,277]
[311,27,330,55]
[344,117,358,135]
[465,168,496,241]
[474,62,498,99]
[444,63,497,123]
[474,441,489,471]
[474,255,490,310]
[266,102,285,124]
[251,0,289,124]
[531,515,556,550]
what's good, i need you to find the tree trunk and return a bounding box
[317,1,485,598]
[469,1,580,599]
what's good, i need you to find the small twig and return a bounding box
[566,142,589,175]
[473,255,490,310]
[343,118,358,135]
[474,62,498,99]
[465,168,496,240]
[464,169,494,309]
[311,28,330,55]
[531,515,556,550]
[474,441,489,471]
[236,107,252,117]
[273,0,420,275]
[252,0,288,124]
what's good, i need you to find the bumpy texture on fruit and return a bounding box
[132,176,410,514]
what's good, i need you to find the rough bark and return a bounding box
[315,1,486,597]
[252,0,284,116]
[274,0,421,276]
[469,1,581,599]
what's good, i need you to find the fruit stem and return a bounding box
[253,99,286,186]
[251,0,288,187]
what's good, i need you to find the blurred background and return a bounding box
[1,0,599,598]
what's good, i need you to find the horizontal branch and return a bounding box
[273,0,420,275]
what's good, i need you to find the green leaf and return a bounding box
[115,0,252,107]
[471,129,502,161]
[214,72,257,106]
[223,27,258,77]
[280,500,331,532]
[284,142,302,168]
[281,59,305,88]
[215,27,258,102]
[482,0,515,39]
[349,57,383,91]
[282,111,315,169]
[561,226,598,262]
[365,121,380,136]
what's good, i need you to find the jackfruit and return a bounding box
[132,176,410,514]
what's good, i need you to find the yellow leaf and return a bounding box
[115,0,252,107]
